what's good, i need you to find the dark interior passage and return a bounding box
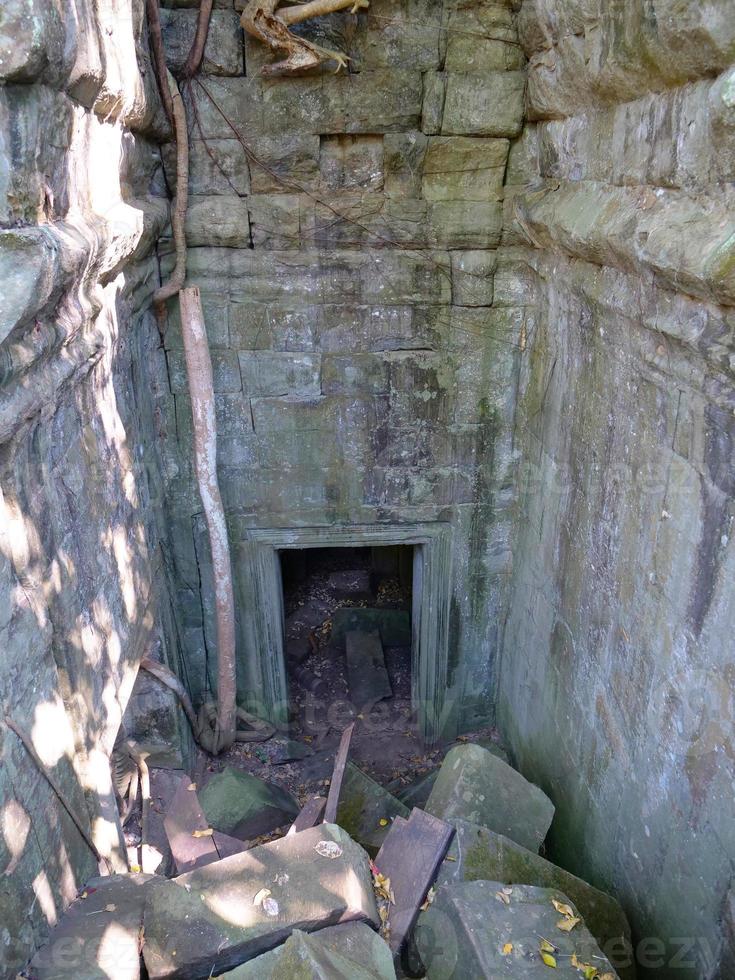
[278,545,418,780]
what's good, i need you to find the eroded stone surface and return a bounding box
[416,880,619,978]
[425,745,555,852]
[142,824,379,978]
[198,766,299,838]
[337,763,410,856]
[220,923,397,979]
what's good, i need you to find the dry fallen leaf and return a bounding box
[253,888,272,907]
[557,915,581,932]
[187,783,197,791]
[502,942,513,955]
[192,828,213,838]
[495,890,511,905]
[552,899,575,918]
[540,939,557,954]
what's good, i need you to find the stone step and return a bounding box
[436,818,633,979]
[425,744,554,852]
[142,824,379,979]
[219,923,396,979]
[29,873,155,980]
[415,880,620,979]
[198,765,299,839]
[346,629,393,707]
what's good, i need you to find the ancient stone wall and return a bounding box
[501,3,735,976]
[0,1,175,970]
[153,0,528,733]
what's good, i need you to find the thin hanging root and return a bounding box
[241,0,369,75]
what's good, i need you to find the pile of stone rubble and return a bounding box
[24,742,633,979]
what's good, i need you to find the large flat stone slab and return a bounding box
[374,808,454,959]
[337,763,410,856]
[331,608,411,647]
[346,630,393,707]
[198,766,299,838]
[416,880,619,978]
[436,819,632,977]
[425,745,554,852]
[142,824,379,979]
[220,923,396,978]
[29,874,154,979]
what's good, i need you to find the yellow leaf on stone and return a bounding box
[502,943,513,955]
[541,951,557,968]
[187,783,197,791]
[540,939,557,954]
[192,828,213,838]
[557,915,581,932]
[582,968,598,980]
[552,899,575,918]
[253,888,271,907]
[130,864,141,873]
[379,818,389,827]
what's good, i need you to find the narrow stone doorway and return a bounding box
[279,545,415,760]
[240,523,452,744]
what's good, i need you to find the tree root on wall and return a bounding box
[241,0,369,75]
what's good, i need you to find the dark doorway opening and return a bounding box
[278,545,417,779]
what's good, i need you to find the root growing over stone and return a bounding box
[241,0,369,75]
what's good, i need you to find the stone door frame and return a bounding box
[241,523,452,744]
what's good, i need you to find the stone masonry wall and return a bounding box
[501,2,735,977]
[153,0,529,733]
[0,1,175,971]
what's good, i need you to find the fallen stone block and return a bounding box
[415,880,620,979]
[331,608,411,647]
[285,597,332,637]
[425,744,554,852]
[289,796,327,833]
[142,824,380,979]
[435,819,633,977]
[164,775,251,874]
[336,762,410,856]
[199,766,299,839]
[328,568,373,598]
[346,630,393,707]
[374,808,454,959]
[29,873,154,979]
[395,770,438,808]
[219,923,396,978]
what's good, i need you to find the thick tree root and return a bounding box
[241,0,369,75]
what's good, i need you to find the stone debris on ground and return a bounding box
[26,711,632,980]
[346,629,393,708]
[198,765,300,839]
[415,880,620,979]
[142,823,379,979]
[331,607,411,647]
[436,818,633,977]
[28,874,154,980]
[425,744,555,852]
[218,923,397,978]
[336,761,410,856]
[373,807,455,959]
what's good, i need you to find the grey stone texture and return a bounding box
[154,0,524,728]
[198,766,300,837]
[501,3,735,977]
[425,744,555,852]
[436,818,632,977]
[416,879,619,979]
[220,923,397,979]
[142,824,379,978]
